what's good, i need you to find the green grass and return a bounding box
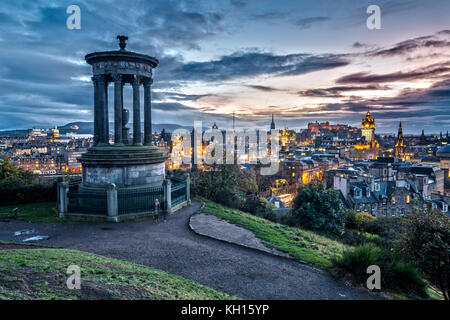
[199,197,349,268]
[0,202,59,223]
[0,248,234,300]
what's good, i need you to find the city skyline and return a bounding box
[1,0,450,133]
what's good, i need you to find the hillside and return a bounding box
[199,198,349,268]
[0,245,234,300]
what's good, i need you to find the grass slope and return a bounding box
[0,248,234,300]
[0,202,59,223]
[200,197,348,268]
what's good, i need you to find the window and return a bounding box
[354,187,362,198]
[443,204,448,213]
[406,195,410,203]
[374,183,380,191]
[392,196,396,204]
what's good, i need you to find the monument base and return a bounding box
[79,145,168,188]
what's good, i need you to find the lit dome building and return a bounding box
[361,111,375,143]
[351,110,379,160]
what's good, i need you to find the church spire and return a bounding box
[395,122,406,160]
[270,114,275,130]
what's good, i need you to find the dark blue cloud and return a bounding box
[171,52,349,82]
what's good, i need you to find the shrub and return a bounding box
[215,186,242,209]
[285,182,346,235]
[398,208,450,300]
[355,211,376,230]
[333,244,381,277]
[0,179,57,206]
[386,260,427,297]
[340,229,393,248]
[365,216,403,241]
[241,197,276,221]
[333,244,428,297]
[345,209,358,229]
[191,164,253,209]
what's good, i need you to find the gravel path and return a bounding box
[0,200,376,300]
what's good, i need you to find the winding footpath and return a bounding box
[0,200,376,299]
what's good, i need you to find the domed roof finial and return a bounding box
[117,35,128,51]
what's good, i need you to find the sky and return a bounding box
[0,0,450,134]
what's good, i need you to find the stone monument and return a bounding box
[79,35,167,192]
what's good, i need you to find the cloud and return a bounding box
[246,85,283,92]
[294,16,329,28]
[298,85,388,97]
[336,64,450,84]
[172,51,349,82]
[230,0,246,8]
[367,30,450,57]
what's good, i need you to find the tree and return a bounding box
[284,182,346,235]
[398,208,450,300]
[0,157,33,181]
[241,197,276,221]
[355,211,376,230]
[191,163,259,209]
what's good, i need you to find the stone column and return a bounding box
[112,74,123,145]
[59,181,69,218]
[163,179,172,215]
[107,183,119,222]
[132,76,142,145]
[186,173,191,205]
[104,81,109,143]
[143,78,153,146]
[94,75,108,145]
[92,76,100,145]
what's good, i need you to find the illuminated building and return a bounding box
[361,110,375,143]
[394,122,406,160]
[351,110,379,160]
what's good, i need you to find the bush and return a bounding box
[340,229,393,248]
[241,197,276,221]
[285,182,346,235]
[386,260,427,297]
[333,244,381,276]
[345,209,358,229]
[215,186,242,209]
[0,179,57,206]
[191,164,250,209]
[333,244,428,297]
[355,211,376,230]
[398,208,450,300]
[365,216,403,241]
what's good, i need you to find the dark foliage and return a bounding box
[398,208,450,300]
[284,182,346,235]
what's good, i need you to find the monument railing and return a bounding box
[60,173,190,221]
[171,180,187,207]
[117,185,164,215]
[67,189,108,215]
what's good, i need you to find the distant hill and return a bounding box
[60,122,193,134]
[0,122,193,137]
